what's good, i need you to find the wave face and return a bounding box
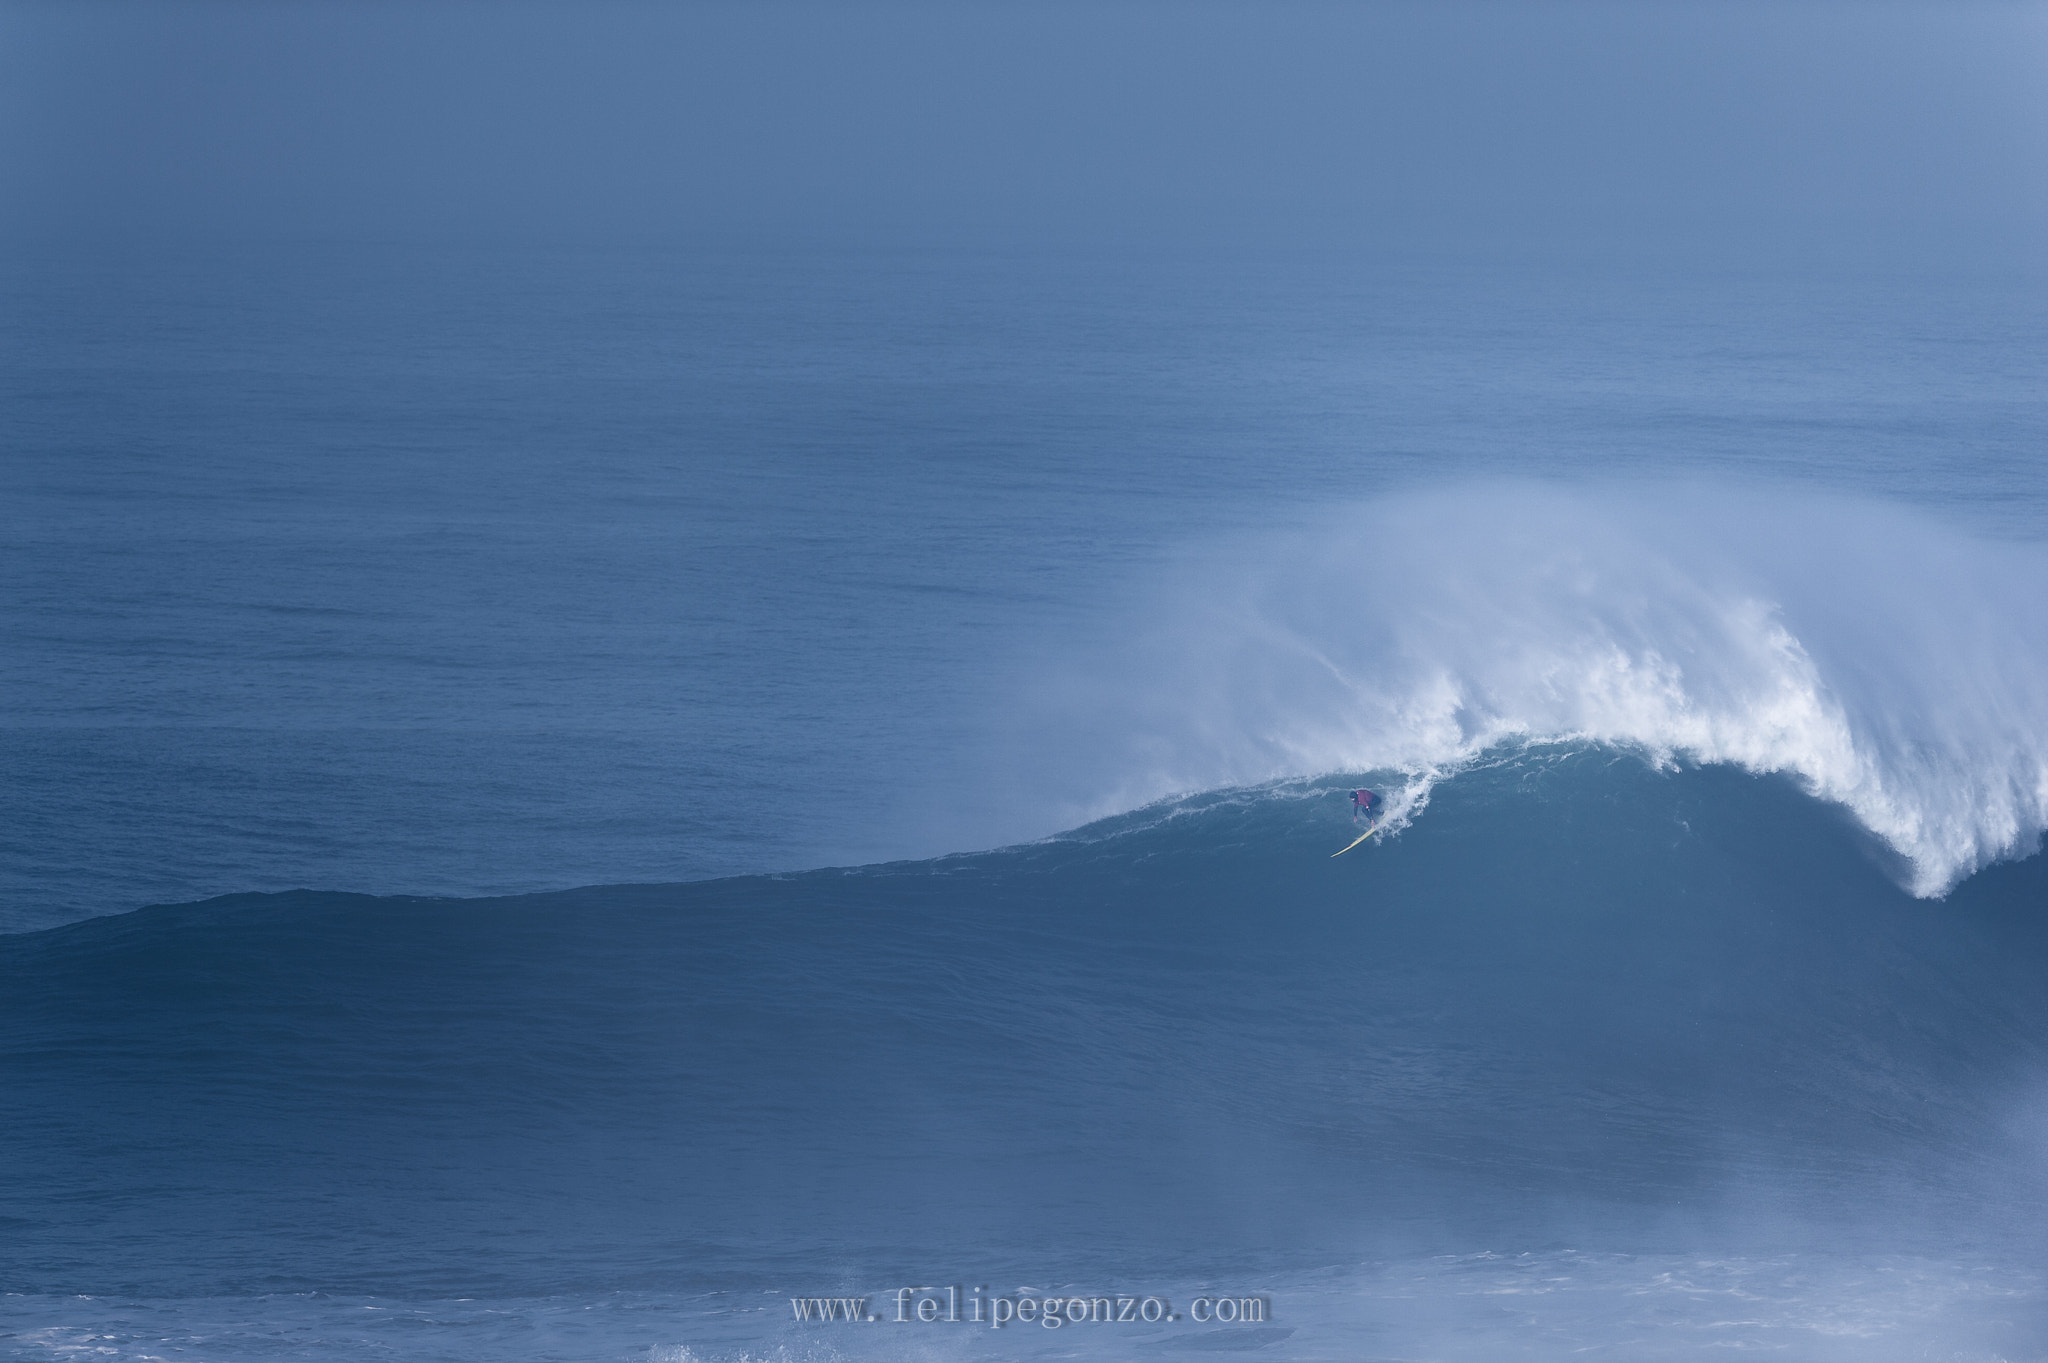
[976,486,2048,897]
[5,749,2046,1315]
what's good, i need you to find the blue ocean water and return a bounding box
[5,244,2045,931]
[5,241,2048,1360]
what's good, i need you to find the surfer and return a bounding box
[1333,790,1384,856]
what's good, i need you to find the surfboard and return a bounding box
[1331,824,1379,857]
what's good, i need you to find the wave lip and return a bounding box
[999,483,2048,895]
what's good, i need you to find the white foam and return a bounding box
[1001,483,2048,896]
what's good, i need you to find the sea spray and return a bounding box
[982,483,2048,895]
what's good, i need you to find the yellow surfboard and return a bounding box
[1331,824,1380,857]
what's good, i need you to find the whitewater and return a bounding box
[988,483,2048,897]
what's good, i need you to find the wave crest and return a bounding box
[997,483,2048,895]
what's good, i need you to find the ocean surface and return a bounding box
[4,240,2048,1361]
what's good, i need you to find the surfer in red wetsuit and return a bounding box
[1351,788,1379,825]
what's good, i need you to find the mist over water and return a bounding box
[7,1,2046,262]
[7,3,2048,1360]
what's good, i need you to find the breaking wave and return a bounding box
[992,483,2048,895]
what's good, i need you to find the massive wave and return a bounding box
[7,483,2045,1358]
[980,484,2048,896]
[6,752,2046,1308]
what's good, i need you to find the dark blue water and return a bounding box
[5,241,2048,1360]
[5,754,2048,1358]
